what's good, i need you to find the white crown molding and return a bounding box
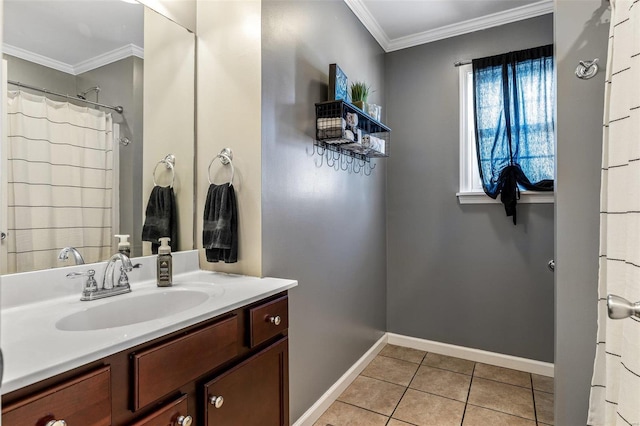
[73,44,144,75]
[346,0,554,53]
[3,43,144,76]
[3,44,75,75]
[343,0,391,51]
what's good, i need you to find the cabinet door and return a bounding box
[131,394,191,426]
[203,337,288,426]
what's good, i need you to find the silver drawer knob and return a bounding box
[210,395,224,408]
[269,315,281,326]
[177,415,193,426]
[46,421,67,426]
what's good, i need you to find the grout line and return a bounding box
[465,403,539,422]
[333,400,393,420]
[377,353,424,366]
[471,375,533,389]
[461,362,477,425]
[387,351,426,423]
[531,373,539,424]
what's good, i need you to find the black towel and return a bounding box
[203,183,238,263]
[141,186,178,254]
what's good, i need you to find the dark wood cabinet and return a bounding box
[2,366,111,426]
[132,315,238,410]
[203,337,289,426]
[130,394,191,426]
[2,291,289,426]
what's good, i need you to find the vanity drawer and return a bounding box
[249,295,288,347]
[132,315,238,411]
[2,366,111,426]
[131,394,190,426]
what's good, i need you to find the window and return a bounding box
[457,64,554,205]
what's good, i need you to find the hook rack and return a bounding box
[311,141,377,176]
[153,154,175,187]
[575,58,599,79]
[208,148,235,186]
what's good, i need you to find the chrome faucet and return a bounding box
[58,247,85,265]
[102,253,133,290]
[67,252,134,301]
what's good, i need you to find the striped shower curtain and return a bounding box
[5,91,114,273]
[588,0,640,424]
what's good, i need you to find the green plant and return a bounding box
[350,81,371,103]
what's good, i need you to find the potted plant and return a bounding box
[350,81,371,110]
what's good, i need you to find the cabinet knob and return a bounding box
[209,395,224,408]
[46,421,67,426]
[177,415,193,426]
[269,315,281,326]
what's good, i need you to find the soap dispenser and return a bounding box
[157,237,172,287]
[115,234,131,257]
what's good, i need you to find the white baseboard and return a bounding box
[387,333,554,377]
[292,334,388,426]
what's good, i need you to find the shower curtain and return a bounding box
[5,91,114,273]
[588,0,640,424]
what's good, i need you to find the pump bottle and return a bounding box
[114,234,131,257]
[157,237,172,287]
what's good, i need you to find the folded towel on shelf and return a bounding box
[317,117,345,130]
[142,186,178,254]
[203,183,238,263]
[317,128,344,140]
[362,134,386,154]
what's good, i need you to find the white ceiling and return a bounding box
[3,0,144,75]
[344,0,554,52]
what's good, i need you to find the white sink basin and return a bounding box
[56,290,210,331]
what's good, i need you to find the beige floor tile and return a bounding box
[337,376,405,416]
[380,344,426,364]
[387,419,415,426]
[361,355,419,386]
[468,377,535,420]
[532,374,554,394]
[393,389,465,426]
[409,365,471,402]
[474,363,531,388]
[462,405,536,426]
[534,390,554,425]
[313,401,388,426]
[422,353,475,375]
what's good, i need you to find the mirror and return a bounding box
[1,0,195,274]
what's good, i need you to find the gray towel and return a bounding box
[142,186,178,254]
[203,183,238,263]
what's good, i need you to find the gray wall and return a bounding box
[78,57,145,256]
[261,0,387,421]
[555,1,610,424]
[385,15,555,362]
[5,55,77,102]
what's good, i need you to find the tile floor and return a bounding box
[314,344,554,426]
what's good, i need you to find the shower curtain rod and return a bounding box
[8,80,124,114]
[454,60,472,67]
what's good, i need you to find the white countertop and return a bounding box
[1,268,297,394]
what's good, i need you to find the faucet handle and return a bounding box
[67,269,98,295]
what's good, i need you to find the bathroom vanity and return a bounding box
[0,252,296,425]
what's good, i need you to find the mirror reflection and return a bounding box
[2,0,195,274]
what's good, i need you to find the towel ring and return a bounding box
[153,154,175,187]
[208,148,234,186]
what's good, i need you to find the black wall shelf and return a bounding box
[315,100,391,162]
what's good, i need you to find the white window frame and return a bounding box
[456,64,554,205]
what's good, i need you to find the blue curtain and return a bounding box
[473,45,554,224]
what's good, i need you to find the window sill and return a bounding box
[456,191,554,205]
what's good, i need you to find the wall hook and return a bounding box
[575,58,599,79]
